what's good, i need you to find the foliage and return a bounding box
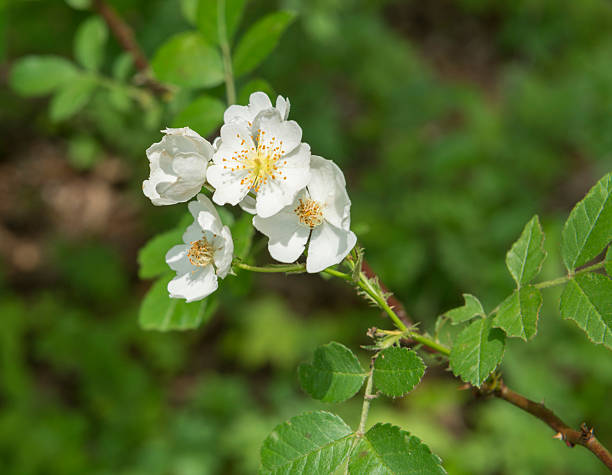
[3,0,612,473]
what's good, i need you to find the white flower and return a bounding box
[206,97,310,218]
[165,194,233,302]
[143,127,213,206]
[253,155,357,273]
[223,91,290,125]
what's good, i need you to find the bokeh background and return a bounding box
[2,0,612,473]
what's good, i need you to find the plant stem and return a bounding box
[217,0,236,106]
[356,271,408,332]
[357,364,375,436]
[233,262,306,273]
[535,262,605,289]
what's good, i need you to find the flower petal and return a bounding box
[213,225,234,278]
[254,112,302,156]
[188,194,223,235]
[275,95,290,120]
[238,194,257,214]
[224,91,273,125]
[253,208,310,263]
[306,221,357,273]
[255,143,311,218]
[307,155,351,229]
[168,265,218,302]
[165,244,194,274]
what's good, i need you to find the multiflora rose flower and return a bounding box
[253,155,357,273]
[143,127,213,206]
[223,91,290,125]
[206,93,310,218]
[165,194,234,302]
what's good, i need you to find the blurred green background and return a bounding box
[1,0,612,473]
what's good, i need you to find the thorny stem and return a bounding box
[218,0,237,106]
[480,380,612,471]
[235,256,612,470]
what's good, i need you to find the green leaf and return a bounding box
[233,11,296,77]
[506,215,546,286]
[348,423,446,475]
[74,16,107,72]
[180,0,198,24]
[561,173,612,271]
[231,212,255,260]
[112,53,133,81]
[560,273,612,349]
[139,273,216,331]
[443,293,485,324]
[152,32,224,89]
[196,0,248,44]
[238,78,275,104]
[49,75,97,121]
[605,247,612,277]
[493,286,542,341]
[138,230,183,279]
[449,317,505,387]
[373,347,425,397]
[10,56,78,96]
[260,411,354,474]
[172,94,225,137]
[298,342,365,403]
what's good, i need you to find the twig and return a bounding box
[480,380,612,471]
[92,0,169,95]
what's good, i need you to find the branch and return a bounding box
[362,260,412,326]
[480,380,612,471]
[91,0,169,95]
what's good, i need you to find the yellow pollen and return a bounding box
[224,130,287,192]
[294,198,324,228]
[187,236,215,267]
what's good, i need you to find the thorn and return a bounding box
[553,432,564,441]
[457,383,471,391]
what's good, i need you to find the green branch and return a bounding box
[534,261,605,289]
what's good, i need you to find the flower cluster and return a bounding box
[143,92,356,301]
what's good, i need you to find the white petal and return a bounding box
[182,221,202,244]
[238,194,257,214]
[188,194,223,235]
[253,208,310,263]
[255,112,302,155]
[275,95,290,120]
[155,154,208,203]
[254,143,311,218]
[206,164,251,206]
[306,221,357,273]
[306,155,351,229]
[213,225,234,278]
[165,244,194,274]
[168,265,218,302]
[224,91,273,125]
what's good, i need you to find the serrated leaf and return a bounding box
[373,347,425,397]
[348,423,446,475]
[152,32,224,89]
[298,342,365,403]
[260,411,354,474]
[443,294,485,324]
[493,286,542,341]
[449,317,505,387]
[231,212,255,260]
[560,272,612,349]
[172,94,225,138]
[139,273,216,331]
[233,11,296,77]
[49,75,97,121]
[10,56,78,96]
[506,215,546,286]
[74,16,107,72]
[561,173,612,271]
[196,0,248,44]
[238,78,275,105]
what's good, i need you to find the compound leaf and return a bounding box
[373,347,425,397]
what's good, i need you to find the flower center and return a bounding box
[294,198,324,228]
[223,129,288,192]
[187,236,215,267]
